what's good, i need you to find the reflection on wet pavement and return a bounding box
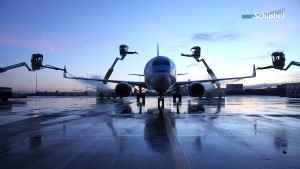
[0,96,300,169]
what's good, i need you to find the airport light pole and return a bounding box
[35,71,38,94]
[86,72,88,94]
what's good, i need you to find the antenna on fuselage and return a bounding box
[157,43,159,56]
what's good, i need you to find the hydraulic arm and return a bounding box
[282,61,300,70]
[181,46,221,88]
[0,54,65,73]
[0,62,33,73]
[257,52,299,71]
[103,44,138,83]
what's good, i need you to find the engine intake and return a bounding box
[115,82,132,97]
[188,82,205,97]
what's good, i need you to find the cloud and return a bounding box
[185,63,200,68]
[240,54,270,60]
[192,32,242,42]
[265,42,288,52]
[72,39,94,48]
[185,62,216,69]
[78,75,112,90]
[0,36,39,49]
[0,35,55,52]
[42,36,54,52]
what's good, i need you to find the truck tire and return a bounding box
[1,97,8,102]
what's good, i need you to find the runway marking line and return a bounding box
[163,110,190,169]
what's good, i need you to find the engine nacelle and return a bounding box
[115,82,132,97]
[188,82,205,97]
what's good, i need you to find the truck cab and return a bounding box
[0,87,12,102]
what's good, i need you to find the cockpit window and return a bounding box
[152,60,170,66]
[162,61,170,65]
[153,61,160,65]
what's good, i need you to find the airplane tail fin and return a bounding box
[157,43,159,56]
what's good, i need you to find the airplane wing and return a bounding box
[63,69,147,88]
[175,64,256,86]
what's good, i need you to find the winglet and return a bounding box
[157,43,159,56]
[253,64,256,77]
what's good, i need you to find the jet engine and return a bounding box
[115,82,132,97]
[188,82,205,97]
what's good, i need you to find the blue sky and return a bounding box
[0,0,299,92]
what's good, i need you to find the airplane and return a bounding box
[63,44,256,107]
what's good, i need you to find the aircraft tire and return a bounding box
[178,94,182,102]
[1,97,8,102]
[137,94,140,102]
[158,98,160,107]
[142,94,145,103]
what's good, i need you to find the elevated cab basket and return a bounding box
[191,46,201,58]
[119,44,129,58]
[31,54,44,70]
[271,52,285,69]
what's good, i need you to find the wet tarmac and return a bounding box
[0,96,300,169]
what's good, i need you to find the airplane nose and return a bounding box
[153,75,171,92]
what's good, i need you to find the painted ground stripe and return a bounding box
[164,112,190,169]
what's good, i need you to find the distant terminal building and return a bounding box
[225,84,243,95]
[285,83,300,98]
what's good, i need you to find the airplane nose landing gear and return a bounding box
[158,95,164,108]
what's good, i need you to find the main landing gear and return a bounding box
[157,92,182,108]
[173,94,182,102]
[172,87,182,102]
[136,86,145,104]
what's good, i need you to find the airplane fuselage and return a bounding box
[144,56,177,94]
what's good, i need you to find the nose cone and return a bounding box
[152,74,171,92]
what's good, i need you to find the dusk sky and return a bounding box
[0,0,299,93]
